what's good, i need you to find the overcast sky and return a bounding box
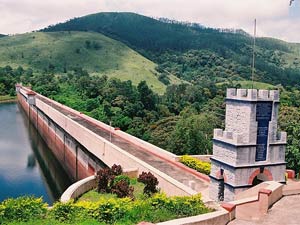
[0,0,299,43]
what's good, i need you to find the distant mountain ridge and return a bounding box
[42,12,254,54]
[42,12,300,87]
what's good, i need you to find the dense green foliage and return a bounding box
[0,197,47,223]
[0,66,30,96]
[0,194,211,224]
[179,155,211,175]
[168,112,221,155]
[279,104,300,172]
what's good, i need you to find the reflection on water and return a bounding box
[27,154,36,169]
[0,103,72,204]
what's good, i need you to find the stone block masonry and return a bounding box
[210,89,286,202]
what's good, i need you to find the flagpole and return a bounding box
[251,19,256,89]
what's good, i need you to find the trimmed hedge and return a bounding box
[179,155,211,175]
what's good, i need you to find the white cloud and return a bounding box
[0,0,102,34]
[0,0,299,42]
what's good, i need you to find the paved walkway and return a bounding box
[229,195,300,225]
[38,96,209,194]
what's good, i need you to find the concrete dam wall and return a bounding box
[16,85,201,196]
[17,88,104,182]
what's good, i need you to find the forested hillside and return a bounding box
[43,12,300,86]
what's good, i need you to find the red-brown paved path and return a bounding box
[229,195,300,225]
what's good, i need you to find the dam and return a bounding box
[16,85,210,197]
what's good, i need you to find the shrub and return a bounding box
[97,199,130,223]
[113,175,130,186]
[0,204,5,223]
[112,180,134,198]
[111,164,123,176]
[97,165,134,198]
[0,196,47,222]
[0,194,212,224]
[51,201,77,222]
[96,168,112,193]
[179,155,211,175]
[76,198,132,223]
[138,172,159,196]
[149,193,211,216]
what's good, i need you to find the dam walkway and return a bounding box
[37,95,209,195]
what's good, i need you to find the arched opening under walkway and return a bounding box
[252,173,270,186]
[248,168,273,186]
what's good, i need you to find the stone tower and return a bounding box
[209,89,286,202]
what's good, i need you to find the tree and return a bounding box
[168,113,221,155]
[0,83,5,95]
[279,105,300,171]
[137,81,156,110]
[286,124,300,172]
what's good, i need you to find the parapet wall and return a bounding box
[36,97,196,196]
[214,129,245,145]
[221,181,283,221]
[17,92,97,181]
[213,128,287,146]
[226,88,279,102]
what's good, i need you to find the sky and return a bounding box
[0,0,299,43]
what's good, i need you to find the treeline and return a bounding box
[157,49,300,87]
[50,68,224,155]
[0,66,32,95]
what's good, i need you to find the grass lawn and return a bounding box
[78,178,145,202]
[0,32,170,94]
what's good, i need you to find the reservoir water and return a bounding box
[0,103,72,204]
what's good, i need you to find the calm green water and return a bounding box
[0,103,72,204]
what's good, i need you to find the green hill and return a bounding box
[0,31,171,94]
[43,12,300,87]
